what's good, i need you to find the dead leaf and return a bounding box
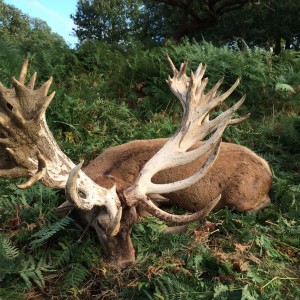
[233,260,248,272]
[213,251,229,261]
[194,221,220,242]
[26,223,36,231]
[147,265,164,280]
[234,242,250,253]
[247,253,262,265]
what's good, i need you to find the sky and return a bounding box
[4,0,78,47]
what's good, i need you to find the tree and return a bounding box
[0,0,31,38]
[140,0,252,41]
[0,0,69,78]
[203,0,300,54]
[0,0,66,50]
[71,0,142,44]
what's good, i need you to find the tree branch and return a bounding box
[152,0,251,40]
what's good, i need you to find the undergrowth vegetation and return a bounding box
[0,40,299,299]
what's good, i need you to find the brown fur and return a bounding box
[84,138,272,213]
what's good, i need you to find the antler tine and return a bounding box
[204,76,224,104]
[17,58,36,89]
[124,57,246,224]
[28,72,37,90]
[214,78,240,103]
[17,152,46,189]
[166,55,191,110]
[19,58,29,85]
[161,116,229,173]
[228,113,250,125]
[182,94,247,147]
[140,194,221,224]
[179,61,188,77]
[166,54,176,73]
[66,161,95,211]
[191,64,207,100]
[38,77,53,97]
[34,91,56,121]
[195,62,206,78]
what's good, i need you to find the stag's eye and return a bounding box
[78,189,86,199]
[96,220,106,231]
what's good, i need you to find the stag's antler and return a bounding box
[123,56,248,223]
[0,59,120,233]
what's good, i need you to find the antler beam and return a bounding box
[0,59,120,233]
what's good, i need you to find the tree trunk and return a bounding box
[274,37,281,55]
[285,37,292,50]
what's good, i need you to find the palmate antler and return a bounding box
[124,56,248,223]
[0,59,121,233]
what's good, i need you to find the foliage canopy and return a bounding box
[71,0,300,53]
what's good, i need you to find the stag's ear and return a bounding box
[55,200,74,217]
[105,175,131,191]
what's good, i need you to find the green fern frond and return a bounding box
[53,241,77,267]
[30,216,73,248]
[0,194,23,211]
[275,83,295,93]
[62,263,88,292]
[213,283,229,299]
[19,256,51,288]
[0,235,19,260]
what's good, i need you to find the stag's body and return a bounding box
[84,138,272,213]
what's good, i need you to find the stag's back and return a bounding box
[84,138,272,213]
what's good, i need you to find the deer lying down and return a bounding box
[0,57,272,267]
[74,138,271,265]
